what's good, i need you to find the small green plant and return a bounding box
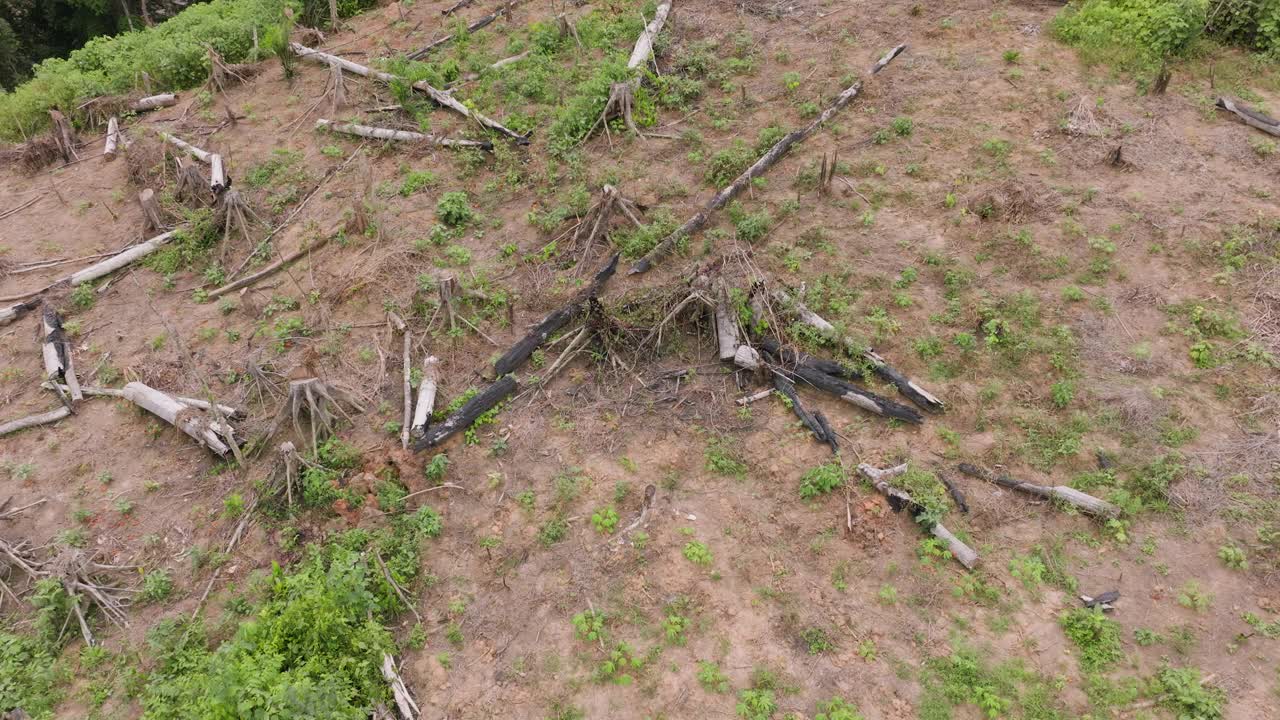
[538,517,568,545]
[399,170,438,196]
[799,463,844,499]
[1177,580,1212,611]
[222,492,245,518]
[1002,49,1021,64]
[705,436,748,478]
[436,191,474,227]
[736,687,777,720]
[1217,544,1248,570]
[590,506,619,534]
[1060,607,1123,671]
[683,541,713,566]
[814,697,864,720]
[801,627,835,654]
[70,283,96,310]
[697,660,730,693]
[1155,667,1225,720]
[141,569,174,602]
[877,584,898,605]
[890,116,914,136]
[572,609,606,642]
[663,612,690,645]
[424,453,450,483]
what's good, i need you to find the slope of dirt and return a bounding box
[2,1,1279,718]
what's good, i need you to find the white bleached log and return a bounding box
[381,653,420,720]
[627,0,672,70]
[411,356,439,439]
[41,307,82,401]
[157,131,226,193]
[41,382,241,417]
[314,119,490,148]
[69,231,175,287]
[0,406,71,437]
[714,286,739,362]
[131,94,177,111]
[122,381,233,456]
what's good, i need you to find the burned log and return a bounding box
[758,337,855,379]
[41,307,82,403]
[414,375,516,450]
[770,289,943,411]
[630,44,906,274]
[492,253,619,376]
[940,472,968,514]
[771,373,828,446]
[1216,97,1280,138]
[779,363,922,424]
[0,299,39,327]
[858,463,978,570]
[813,410,838,453]
[957,463,1120,518]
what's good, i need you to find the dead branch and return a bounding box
[630,44,906,273]
[314,119,491,149]
[958,463,1120,518]
[0,406,71,437]
[408,0,523,59]
[207,234,331,300]
[857,463,978,569]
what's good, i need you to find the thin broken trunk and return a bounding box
[414,375,516,450]
[858,463,978,570]
[207,235,331,299]
[771,373,828,446]
[315,119,491,149]
[491,253,619,376]
[957,463,1120,518]
[139,189,167,233]
[630,44,906,273]
[157,131,226,193]
[408,0,522,59]
[49,110,79,163]
[0,406,71,437]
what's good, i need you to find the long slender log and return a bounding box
[42,382,241,417]
[0,406,71,437]
[70,231,175,287]
[389,313,412,451]
[381,653,420,720]
[442,0,474,14]
[414,375,516,450]
[131,94,177,111]
[1216,97,1280,137]
[957,463,1120,518]
[411,356,440,439]
[781,363,921,423]
[291,44,528,142]
[122,381,232,456]
[103,117,121,161]
[492,253,619,376]
[207,234,331,299]
[858,463,978,570]
[770,290,943,411]
[813,410,838,453]
[408,0,522,59]
[314,119,491,149]
[630,44,906,274]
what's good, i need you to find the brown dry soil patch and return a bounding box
[2,0,1280,718]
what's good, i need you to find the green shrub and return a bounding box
[0,632,61,718]
[814,698,864,720]
[736,688,777,720]
[799,463,844,499]
[1155,667,1225,720]
[1060,607,1123,671]
[1051,0,1208,64]
[0,0,296,140]
[141,569,174,602]
[706,140,754,186]
[436,192,474,227]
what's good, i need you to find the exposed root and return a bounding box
[175,159,210,206]
[275,377,363,453]
[17,137,62,173]
[77,94,139,128]
[585,83,643,145]
[207,46,263,94]
[965,178,1056,223]
[0,539,135,646]
[1065,96,1103,137]
[543,185,646,272]
[125,135,166,188]
[215,188,264,261]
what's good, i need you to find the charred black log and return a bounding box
[492,253,619,376]
[771,373,827,444]
[813,410,838,453]
[940,472,968,513]
[758,337,859,379]
[414,375,516,451]
[957,463,1119,517]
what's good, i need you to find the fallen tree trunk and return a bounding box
[389,312,412,450]
[414,374,516,450]
[0,299,39,327]
[410,356,440,439]
[957,463,1120,518]
[314,119,491,149]
[103,117,121,161]
[628,0,672,69]
[41,308,82,402]
[381,653,420,720]
[858,463,978,570]
[42,382,241,417]
[781,363,922,423]
[409,0,522,59]
[70,231,175,287]
[291,43,528,143]
[131,94,177,111]
[630,44,906,274]
[122,381,233,456]
[770,290,943,411]
[1216,97,1280,137]
[491,253,619,376]
[0,406,71,437]
[158,131,226,193]
[207,235,331,299]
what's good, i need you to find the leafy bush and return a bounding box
[141,518,441,719]
[683,541,713,566]
[799,463,844,499]
[814,698,864,720]
[141,569,174,602]
[1050,0,1230,66]
[436,192,474,227]
[1156,666,1225,720]
[0,632,61,719]
[736,688,777,720]
[1060,607,1123,671]
[706,140,755,186]
[0,0,295,139]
